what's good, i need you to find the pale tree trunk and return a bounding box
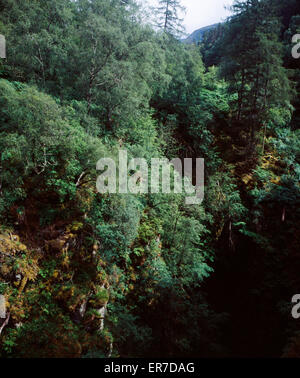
[0,295,9,336]
[0,295,5,319]
[0,313,10,336]
[164,0,170,32]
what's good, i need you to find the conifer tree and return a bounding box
[221,0,292,152]
[154,0,186,37]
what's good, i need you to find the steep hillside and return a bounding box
[182,23,220,44]
[0,0,300,359]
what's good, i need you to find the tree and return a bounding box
[154,0,186,37]
[221,0,292,153]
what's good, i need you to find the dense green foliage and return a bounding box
[0,0,299,358]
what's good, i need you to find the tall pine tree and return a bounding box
[154,0,185,37]
[221,0,292,154]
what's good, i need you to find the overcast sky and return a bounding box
[144,0,235,34]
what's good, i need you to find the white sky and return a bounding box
[143,0,235,34]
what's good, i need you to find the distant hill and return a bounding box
[182,23,220,44]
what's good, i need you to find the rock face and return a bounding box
[97,304,107,331]
[0,295,6,319]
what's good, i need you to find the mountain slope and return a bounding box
[183,23,220,44]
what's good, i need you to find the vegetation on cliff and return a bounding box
[0,0,299,357]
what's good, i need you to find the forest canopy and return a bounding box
[0,0,299,358]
